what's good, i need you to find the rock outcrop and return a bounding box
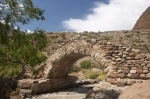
[119,80,150,99]
[133,7,150,30]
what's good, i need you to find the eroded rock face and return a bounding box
[133,7,150,30]
[119,80,150,99]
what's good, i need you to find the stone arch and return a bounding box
[44,40,113,78]
[43,39,150,82]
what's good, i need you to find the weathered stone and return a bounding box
[123,67,130,73]
[122,54,127,58]
[114,55,120,58]
[139,74,146,79]
[116,58,122,62]
[111,66,118,70]
[146,73,150,78]
[127,73,133,78]
[143,61,149,64]
[118,52,123,56]
[114,50,119,54]
[130,70,137,74]
[147,64,150,67]
[107,72,118,78]
[104,68,109,73]
[116,79,127,87]
[128,65,135,67]
[18,80,33,89]
[135,63,141,67]
[118,70,124,73]
[136,69,143,74]
[135,54,146,59]
[126,57,134,60]
[132,74,139,79]
[136,80,143,83]
[105,56,112,59]
[127,79,136,85]
[107,42,112,45]
[123,51,129,55]
[131,67,137,70]
[118,73,126,78]
[143,70,149,74]
[143,66,148,70]
[91,39,97,44]
[126,48,132,52]
[128,53,135,57]
[133,49,141,55]
[141,63,146,66]
[107,78,117,84]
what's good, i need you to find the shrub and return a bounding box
[80,61,91,69]
[85,70,100,79]
[99,35,111,40]
[97,71,107,80]
[85,70,107,80]
[70,65,81,72]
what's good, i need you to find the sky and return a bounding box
[19,0,150,32]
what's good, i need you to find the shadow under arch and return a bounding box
[48,53,89,78]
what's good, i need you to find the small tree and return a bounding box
[0,1,46,98]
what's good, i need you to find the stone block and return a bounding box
[131,67,137,70]
[107,72,118,78]
[146,73,150,78]
[127,73,133,78]
[139,74,146,79]
[143,70,149,74]
[130,70,137,74]
[132,74,139,79]
[127,79,136,85]
[147,64,150,67]
[123,67,130,73]
[136,69,143,74]
[116,79,127,87]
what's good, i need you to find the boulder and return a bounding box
[119,80,150,99]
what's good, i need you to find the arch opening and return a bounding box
[48,53,89,78]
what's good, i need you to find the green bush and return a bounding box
[80,61,91,69]
[97,71,107,80]
[70,65,81,72]
[85,70,99,79]
[85,70,107,80]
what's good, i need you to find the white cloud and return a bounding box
[62,0,150,32]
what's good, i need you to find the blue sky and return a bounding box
[19,0,150,32]
[20,0,107,32]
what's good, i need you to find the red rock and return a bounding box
[133,7,150,30]
[119,80,150,99]
[136,69,143,74]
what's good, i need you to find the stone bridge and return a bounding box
[44,39,150,79]
[19,39,150,95]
